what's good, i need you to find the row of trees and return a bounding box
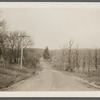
[51,40,100,76]
[0,19,38,68]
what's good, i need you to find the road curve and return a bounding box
[8,62,98,91]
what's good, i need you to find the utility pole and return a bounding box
[20,35,29,69]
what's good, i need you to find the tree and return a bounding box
[87,49,92,73]
[65,40,74,72]
[94,48,98,76]
[61,47,67,69]
[74,46,80,72]
[82,54,86,73]
[43,46,50,60]
[7,31,33,64]
[0,20,7,68]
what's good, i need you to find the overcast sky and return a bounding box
[1,4,100,50]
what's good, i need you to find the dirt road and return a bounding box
[8,61,99,91]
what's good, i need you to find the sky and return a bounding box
[1,3,100,50]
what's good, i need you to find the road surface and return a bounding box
[8,61,98,91]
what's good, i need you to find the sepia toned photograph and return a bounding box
[0,2,100,97]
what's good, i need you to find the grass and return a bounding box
[0,64,43,90]
[62,70,100,87]
[73,72,100,86]
[51,63,100,87]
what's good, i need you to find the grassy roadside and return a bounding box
[69,72,100,86]
[0,64,42,91]
[51,63,100,88]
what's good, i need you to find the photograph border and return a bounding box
[0,2,100,98]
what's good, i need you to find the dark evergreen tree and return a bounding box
[43,46,50,60]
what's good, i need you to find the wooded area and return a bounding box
[51,40,100,76]
[0,19,40,69]
[0,14,42,89]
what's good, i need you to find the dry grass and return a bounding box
[0,64,42,90]
[52,63,100,87]
[63,71,100,86]
[76,72,100,86]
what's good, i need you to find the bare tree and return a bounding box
[82,54,86,73]
[74,46,80,72]
[65,40,74,72]
[94,48,98,76]
[7,32,16,63]
[87,49,91,73]
[7,31,33,65]
[0,20,7,68]
[60,45,67,69]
